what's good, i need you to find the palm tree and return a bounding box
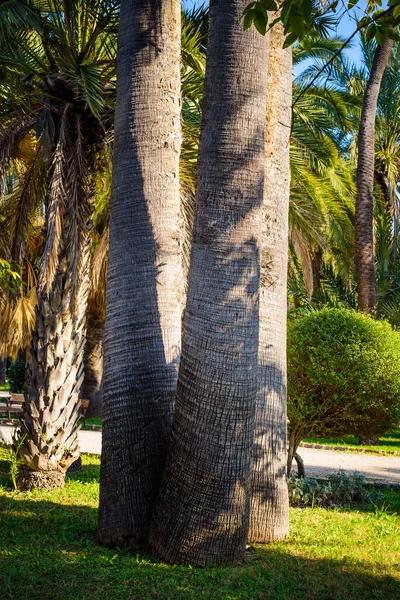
[149,0,268,566]
[98,0,183,551]
[0,0,118,489]
[290,37,357,298]
[248,18,291,544]
[75,5,207,420]
[356,37,393,313]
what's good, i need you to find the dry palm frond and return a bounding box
[0,286,37,359]
[91,227,108,295]
[63,115,92,303]
[11,150,47,264]
[0,121,35,189]
[291,229,314,299]
[38,143,63,294]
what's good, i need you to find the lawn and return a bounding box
[0,456,399,599]
[303,429,400,455]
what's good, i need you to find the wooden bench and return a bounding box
[0,392,24,423]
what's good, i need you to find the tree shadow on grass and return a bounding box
[0,494,399,600]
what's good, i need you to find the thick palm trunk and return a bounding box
[18,236,91,491]
[356,38,393,314]
[149,0,268,566]
[98,0,182,550]
[0,358,6,384]
[248,21,291,543]
[81,295,104,418]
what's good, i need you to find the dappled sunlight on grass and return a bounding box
[0,455,399,599]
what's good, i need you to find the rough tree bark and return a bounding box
[98,0,183,551]
[149,0,268,566]
[356,38,393,314]
[81,295,104,418]
[0,358,6,384]
[248,20,291,543]
[18,224,91,491]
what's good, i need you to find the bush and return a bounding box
[287,308,400,464]
[288,471,383,507]
[7,359,25,393]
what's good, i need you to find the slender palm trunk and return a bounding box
[98,0,182,550]
[248,21,291,543]
[149,0,268,566]
[18,232,91,491]
[81,296,104,418]
[356,38,393,314]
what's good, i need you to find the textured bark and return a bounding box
[248,21,291,544]
[98,0,182,551]
[149,0,268,566]
[81,296,104,418]
[0,358,6,384]
[17,468,66,491]
[287,428,303,477]
[356,38,393,314]
[18,228,91,488]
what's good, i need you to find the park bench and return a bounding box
[0,392,24,423]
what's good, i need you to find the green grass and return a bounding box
[0,456,400,599]
[303,429,400,455]
[84,417,102,427]
[0,382,10,391]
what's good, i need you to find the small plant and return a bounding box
[288,471,383,508]
[0,433,25,491]
[6,359,25,393]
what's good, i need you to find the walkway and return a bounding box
[1,425,400,484]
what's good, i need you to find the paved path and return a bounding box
[0,425,102,454]
[1,425,400,484]
[295,447,400,484]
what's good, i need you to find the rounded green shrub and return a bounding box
[287,308,400,460]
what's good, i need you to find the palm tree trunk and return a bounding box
[149,0,268,566]
[248,20,291,544]
[0,358,6,384]
[98,0,182,551]
[356,38,393,314]
[17,235,91,491]
[81,295,104,418]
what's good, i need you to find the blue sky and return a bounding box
[182,0,389,67]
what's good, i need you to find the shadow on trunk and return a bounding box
[98,0,182,553]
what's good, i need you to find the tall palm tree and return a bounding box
[356,37,393,313]
[75,5,207,419]
[98,0,183,551]
[150,0,268,566]
[249,18,291,544]
[0,0,118,489]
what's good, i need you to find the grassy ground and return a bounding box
[303,429,400,455]
[0,455,399,599]
[0,383,10,391]
[84,417,102,427]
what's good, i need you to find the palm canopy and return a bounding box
[289,37,358,298]
[0,0,118,358]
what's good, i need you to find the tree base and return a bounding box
[17,469,65,491]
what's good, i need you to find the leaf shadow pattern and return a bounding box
[0,492,400,600]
